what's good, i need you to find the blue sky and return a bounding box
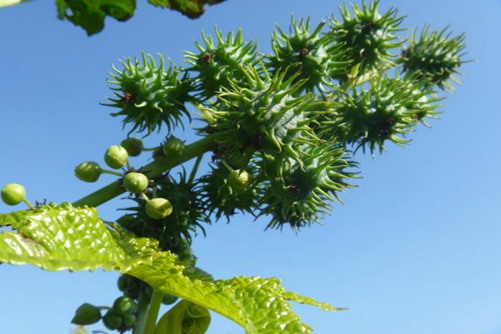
[1,1,501,333]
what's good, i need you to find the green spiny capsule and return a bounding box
[120,137,144,157]
[185,28,258,99]
[268,18,336,92]
[328,1,404,79]
[400,26,466,90]
[74,161,102,182]
[105,53,191,135]
[146,198,173,220]
[71,303,102,325]
[1,183,26,206]
[104,145,128,169]
[123,172,149,194]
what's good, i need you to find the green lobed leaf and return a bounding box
[56,0,137,35]
[148,0,226,19]
[0,0,30,8]
[0,203,127,270]
[154,299,210,334]
[0,203,343,333]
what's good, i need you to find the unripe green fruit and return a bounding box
[74,161,102,182]
[123,172,149,194]
[227,169,250,190]
[121,137,144,157]
[117,275,128,292]
[162,136,185,157]
[104,145,128,169]
[122,313,137,327]
[71,303,101,325]
[113,296,138,316]
[146,198,173,220]
[103,310,123,330]
[1,183,26,206]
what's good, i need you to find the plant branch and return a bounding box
[142,289,164,334]
[72,135,216,208]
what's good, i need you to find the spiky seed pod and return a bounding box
[267,17,345,92]
[400,26,467,91]
[320,75,439,153]
[185,28,258,99]
[198,66,320,165]
[105,53,192,135]
[199,163,257,221]
[258,143,355,230]
[328,0,404,81]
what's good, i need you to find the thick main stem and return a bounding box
[142,289,164,334]
[72,135,216,208]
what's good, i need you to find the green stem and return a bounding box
[72,135,216,208]
[133,289,151,334]
[101,169,124,177]
[142,289,164,334]
[187,154,203,184]
[23,199,35,210]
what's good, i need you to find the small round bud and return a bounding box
[1,183,26,206]
[102,310,123,330]
[113,296,138,316]
[123,172,149,194]
[122,313,137,327]
[146,198,173,220]
[74,161,102,182]
[104,145,128,169]
[162,136,185,157]
[71,303,101,325]
[121,137,144,157]
[228,169,250,190]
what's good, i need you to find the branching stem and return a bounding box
[72,135,216,208]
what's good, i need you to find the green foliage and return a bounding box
[51,0,225,35]
[0,1,468,333]
[0,0,30,8]
[0,204,342,333]
[148,0,226,19]
[154,300,210,334]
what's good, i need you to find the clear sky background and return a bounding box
[1,1,500,333]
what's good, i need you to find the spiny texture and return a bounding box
[199,67,318,163]
[320,76,439,153]
[185,28,258,99]
[106,53,192,135]
[400,26,467,91]
[329,0,404,81]
[258,143,355,230]
[267,18,345,92]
